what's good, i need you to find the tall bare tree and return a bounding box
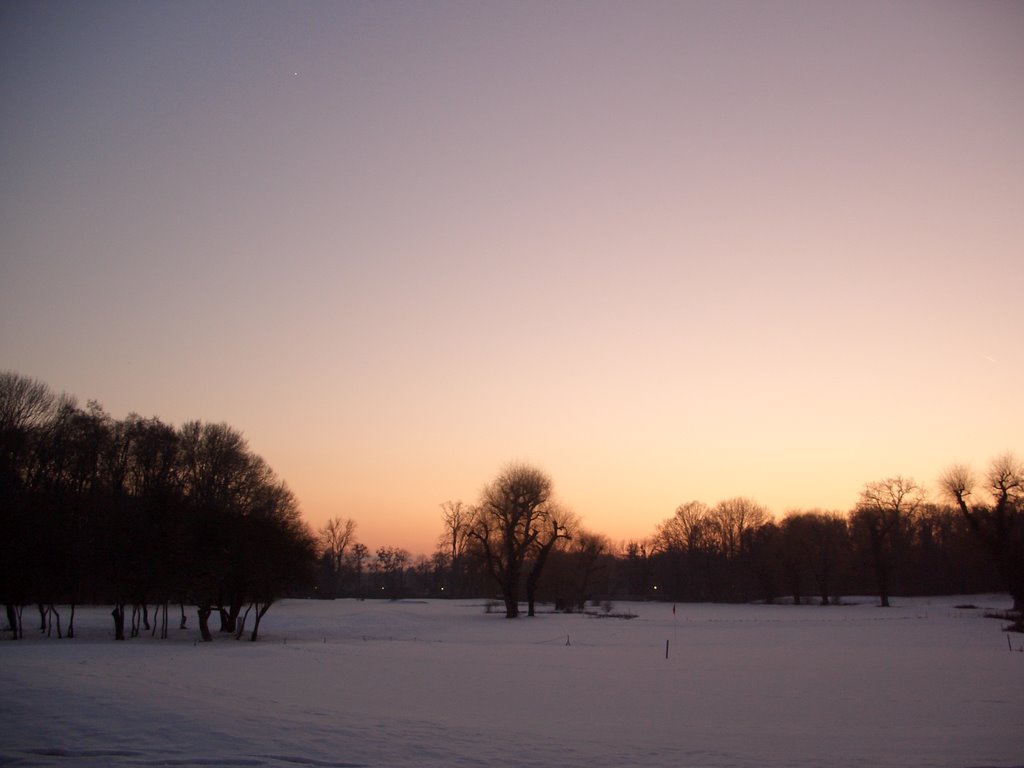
[654,501,717,601]
[319,516,357,597]
[941,454,1024,611]
[852,476,924,607]
[468,463,555,618]
[438,500,472,597]
[655,501,712,553]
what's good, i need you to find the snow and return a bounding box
[1,596,1021,767]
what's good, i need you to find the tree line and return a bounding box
[0,371,317,641]
[4,370,1020,638]
[317,460,1021,618]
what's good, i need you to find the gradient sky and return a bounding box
[2,1,1022,556]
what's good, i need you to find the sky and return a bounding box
[2,1,1022,556]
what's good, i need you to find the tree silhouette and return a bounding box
[438,500,472,597]
[852,476,924,607]
[319,516,357,597]
[468,463,556,618]
[941,454,1024,611]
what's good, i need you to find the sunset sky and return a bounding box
[2,1,1022,556]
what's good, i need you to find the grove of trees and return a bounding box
[1,372,317,641]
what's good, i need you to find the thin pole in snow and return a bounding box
[665,639,669,659]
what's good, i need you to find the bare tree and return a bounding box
[0,372,60,639]
[438,500,472,597]
[655,501,712,553]
[852,476,924,607]
[347,543,369,597]
[653,501,717,601]
[319,516,357,597]
[710,498,770,559]
[375,546,410,598]
[941,454,1024,611]
[781,511,848,605]
[709,498,770,601]
[467,463,555,618]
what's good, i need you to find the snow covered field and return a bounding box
[1,596,1021,768]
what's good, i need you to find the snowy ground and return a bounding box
[1,595,1021,768]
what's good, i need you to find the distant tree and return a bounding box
[852,476,924,607]
[656,501,713,552]
[438,500,472,597]
[748,520,783,604]
[411,552,448,597]
[941,454,1024,611]
[319,516,357,597]
[553,529,610,610]
[709,498,770,601]
[780,511,849,605]
[347,543,369,597]
[375,546,410,598]
[778,515,811,604]
[621,540,652,597]
[467,463,556,618]
[654,501,715,601]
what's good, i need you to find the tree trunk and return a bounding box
[219,599,243,633]
[235,603,254,640]
[47,605,62,638]
[67,603,76,638]
[250,601,273,641]
[526,538,558,617]
[503,591,519,618]
[111,604,126,641]
[197,605,213,641]
[877,561,891,607]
